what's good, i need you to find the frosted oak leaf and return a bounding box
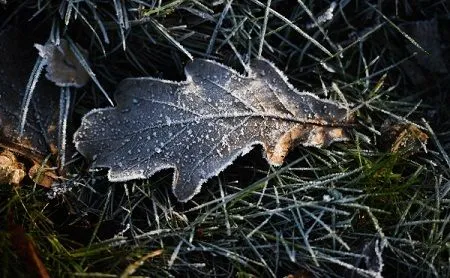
[74,59,352,202]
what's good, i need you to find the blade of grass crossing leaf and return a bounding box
[206,0,232,55]
[113,0,128,50]
[249,0,333,57]
[65,37,114,106]
[257,0,271,58]
[19,56,45,136]
[58,87,71,169]
[149,19,193,60]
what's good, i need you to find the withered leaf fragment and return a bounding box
[381,121,428,156]
[0,27,59,163]
[9,221,50,278]
[34,39,90,88]
[0,150,26,185]
[0,27,61,187]
[75,59,352,202]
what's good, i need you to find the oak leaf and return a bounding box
[74,59,352,201]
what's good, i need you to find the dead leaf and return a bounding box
[0,150,26,185]
[0,27,61,185]
[8,216,50,278]
[74,59,352,201]
[381,121,428,156]
[29,162,59,188]
[35,39,90,88]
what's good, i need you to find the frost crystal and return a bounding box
[74,59,352,202]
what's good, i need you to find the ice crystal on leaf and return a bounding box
[74,59,352,202]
